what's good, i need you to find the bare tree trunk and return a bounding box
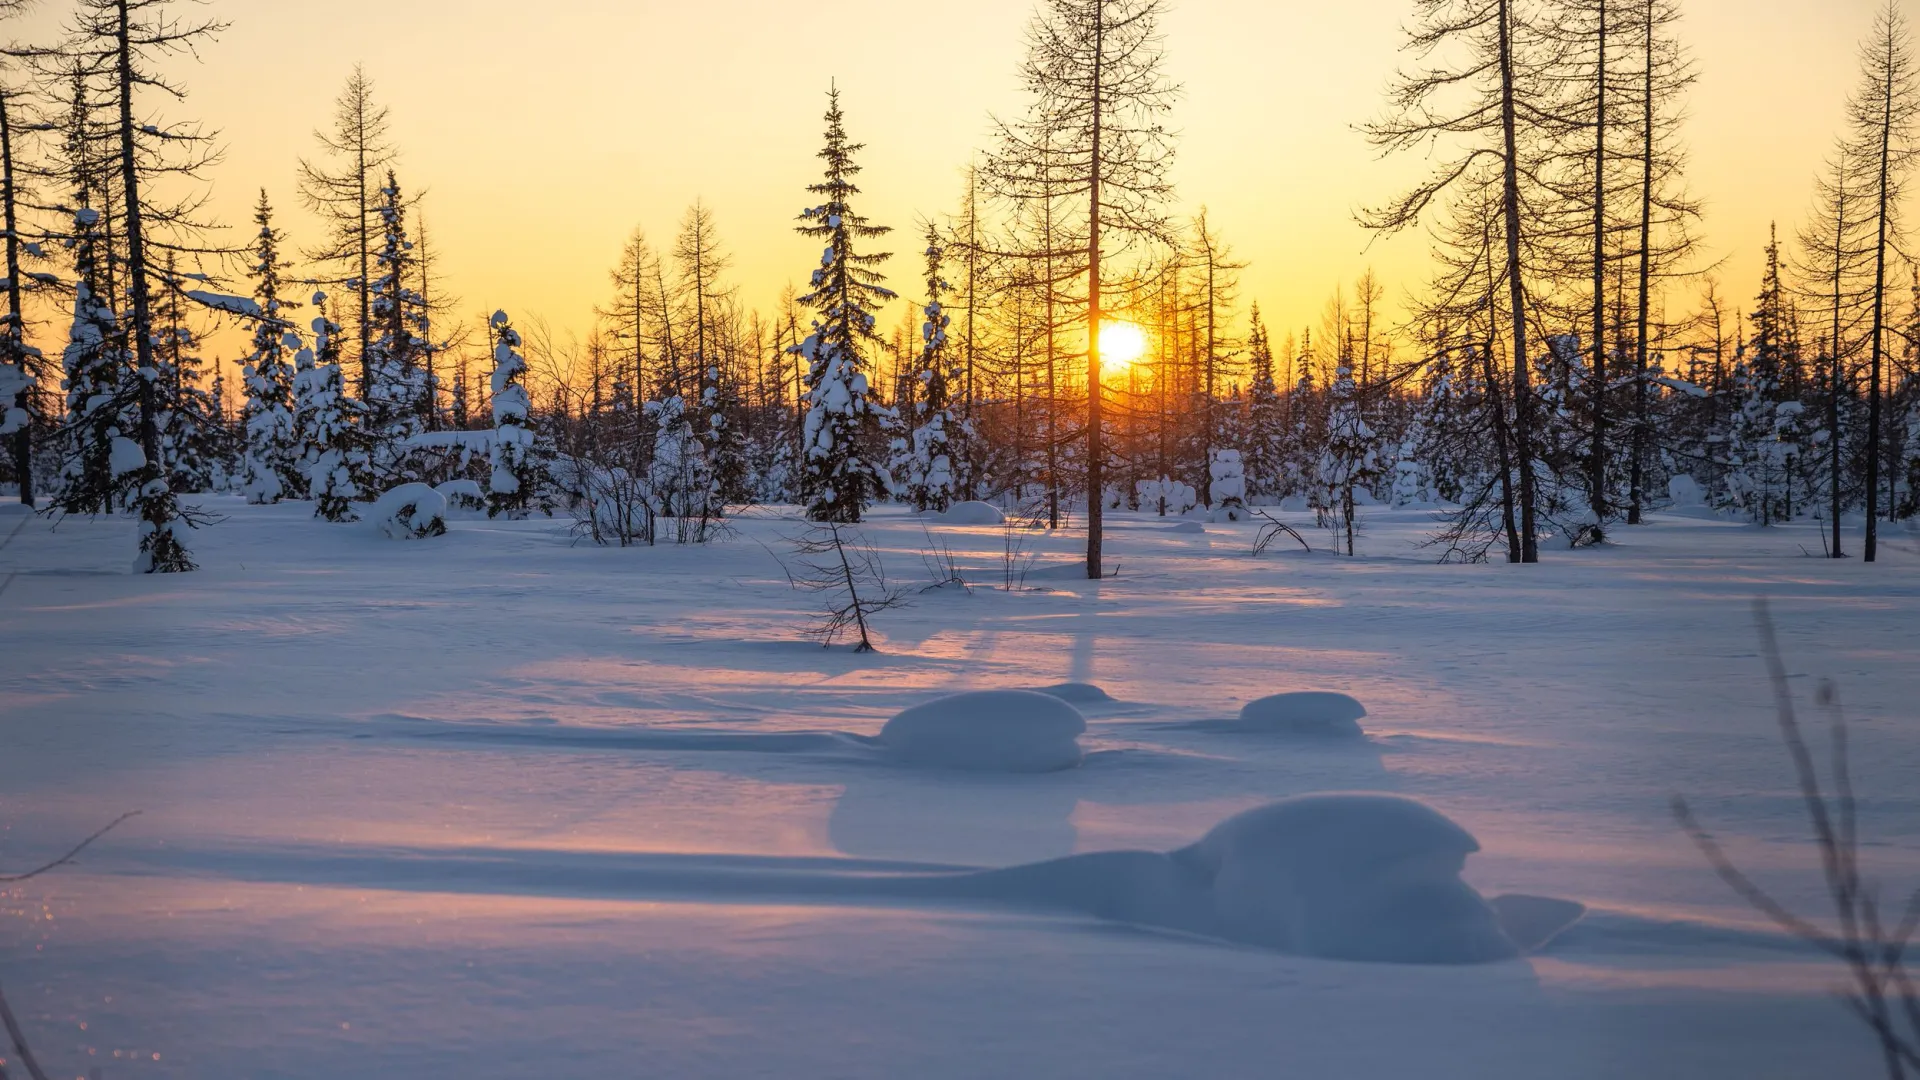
[1867,57,1895,563]
[1588,0,1610,523]
[1498,0,1539,562]
[1085,18,1106,580]
[0,84,27,508]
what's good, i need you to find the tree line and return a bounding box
[0,0,1916,574]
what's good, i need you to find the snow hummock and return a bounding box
[1236,691,1368,737]
[368,483,448,540]
[1032,682,1115,705]
[936,501,1006,526]
[878,690,1086,772]
[1173,793,1522,963]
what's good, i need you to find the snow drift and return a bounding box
[878,689,1086,772]
[958,793,1572,963]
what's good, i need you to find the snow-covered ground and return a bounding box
[3,498,1917,1078]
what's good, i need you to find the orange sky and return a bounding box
[5,0,1894,369]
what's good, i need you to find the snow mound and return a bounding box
[435,479,486,511]
[368,483,448,540]
[1175,793,1519,963]
[1165,520,1206,534]
[1235,691,1367,737]
[1032,682,1114,705]
[938,501,1006,526]
[878,690,1086,772]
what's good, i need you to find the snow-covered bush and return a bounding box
[294,296,371,522]
[368,482,447,539]
[1209,449,1248,521]
[436,479,486,511]
[1138,477,1198,516]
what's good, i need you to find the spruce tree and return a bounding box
[365,171,426,456]
[1317,364,1382,555]
[1243,306,1284,501]
[906,227,957,513]
[55,206,126,516]
[240,191,299,503]
[486,310,539,518]
[794,87,894,524]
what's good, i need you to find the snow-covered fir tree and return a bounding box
[704,362,748,510]
[486,310,540,519]
[240,192,300,504]
[365,172,429,455]
[1242,306,1284,502]
[55,207,127,516]
[295,294,370,522]
[794,87,895,524]
[905,228,957,513]
[1317,364,1382,555]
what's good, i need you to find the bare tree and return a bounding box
[787,519,907,652]
[1364,0,1562,562]
[298,65,395,400]
[988,0,1179,579]
[1674,603,1920,1079]
[1839,1,1920,562]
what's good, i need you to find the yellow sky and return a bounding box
[7,0,1894,366]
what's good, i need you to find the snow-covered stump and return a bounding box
[368,483,448,540]
[878,690,1087,772]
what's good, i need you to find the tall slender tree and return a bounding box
[794,86,894,524]
[1841,0,1920,562]
[1364,0,1559,562]
[989,0,1179,578]
[298,65,395,400]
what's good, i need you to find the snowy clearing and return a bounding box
[3,499,1918,1078]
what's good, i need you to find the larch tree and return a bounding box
[1364,0,1560,562]
[794,86,894,525]
[1841,0,1920,562]
[1796,143,1873,559]
[49,0,228,572]
[990,0,1179,578]
[298,64,396,401]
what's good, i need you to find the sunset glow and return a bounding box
[1098,321,1149,375]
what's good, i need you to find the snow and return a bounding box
[877,689,1086,772]
[436,479,486,510]
[108,435,146,477]
[2,502,1917,1078]
[1236,691,1369,737]
[367,482,448,539]
[935,500,1006,526]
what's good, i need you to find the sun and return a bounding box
[1098,321,1148,375]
